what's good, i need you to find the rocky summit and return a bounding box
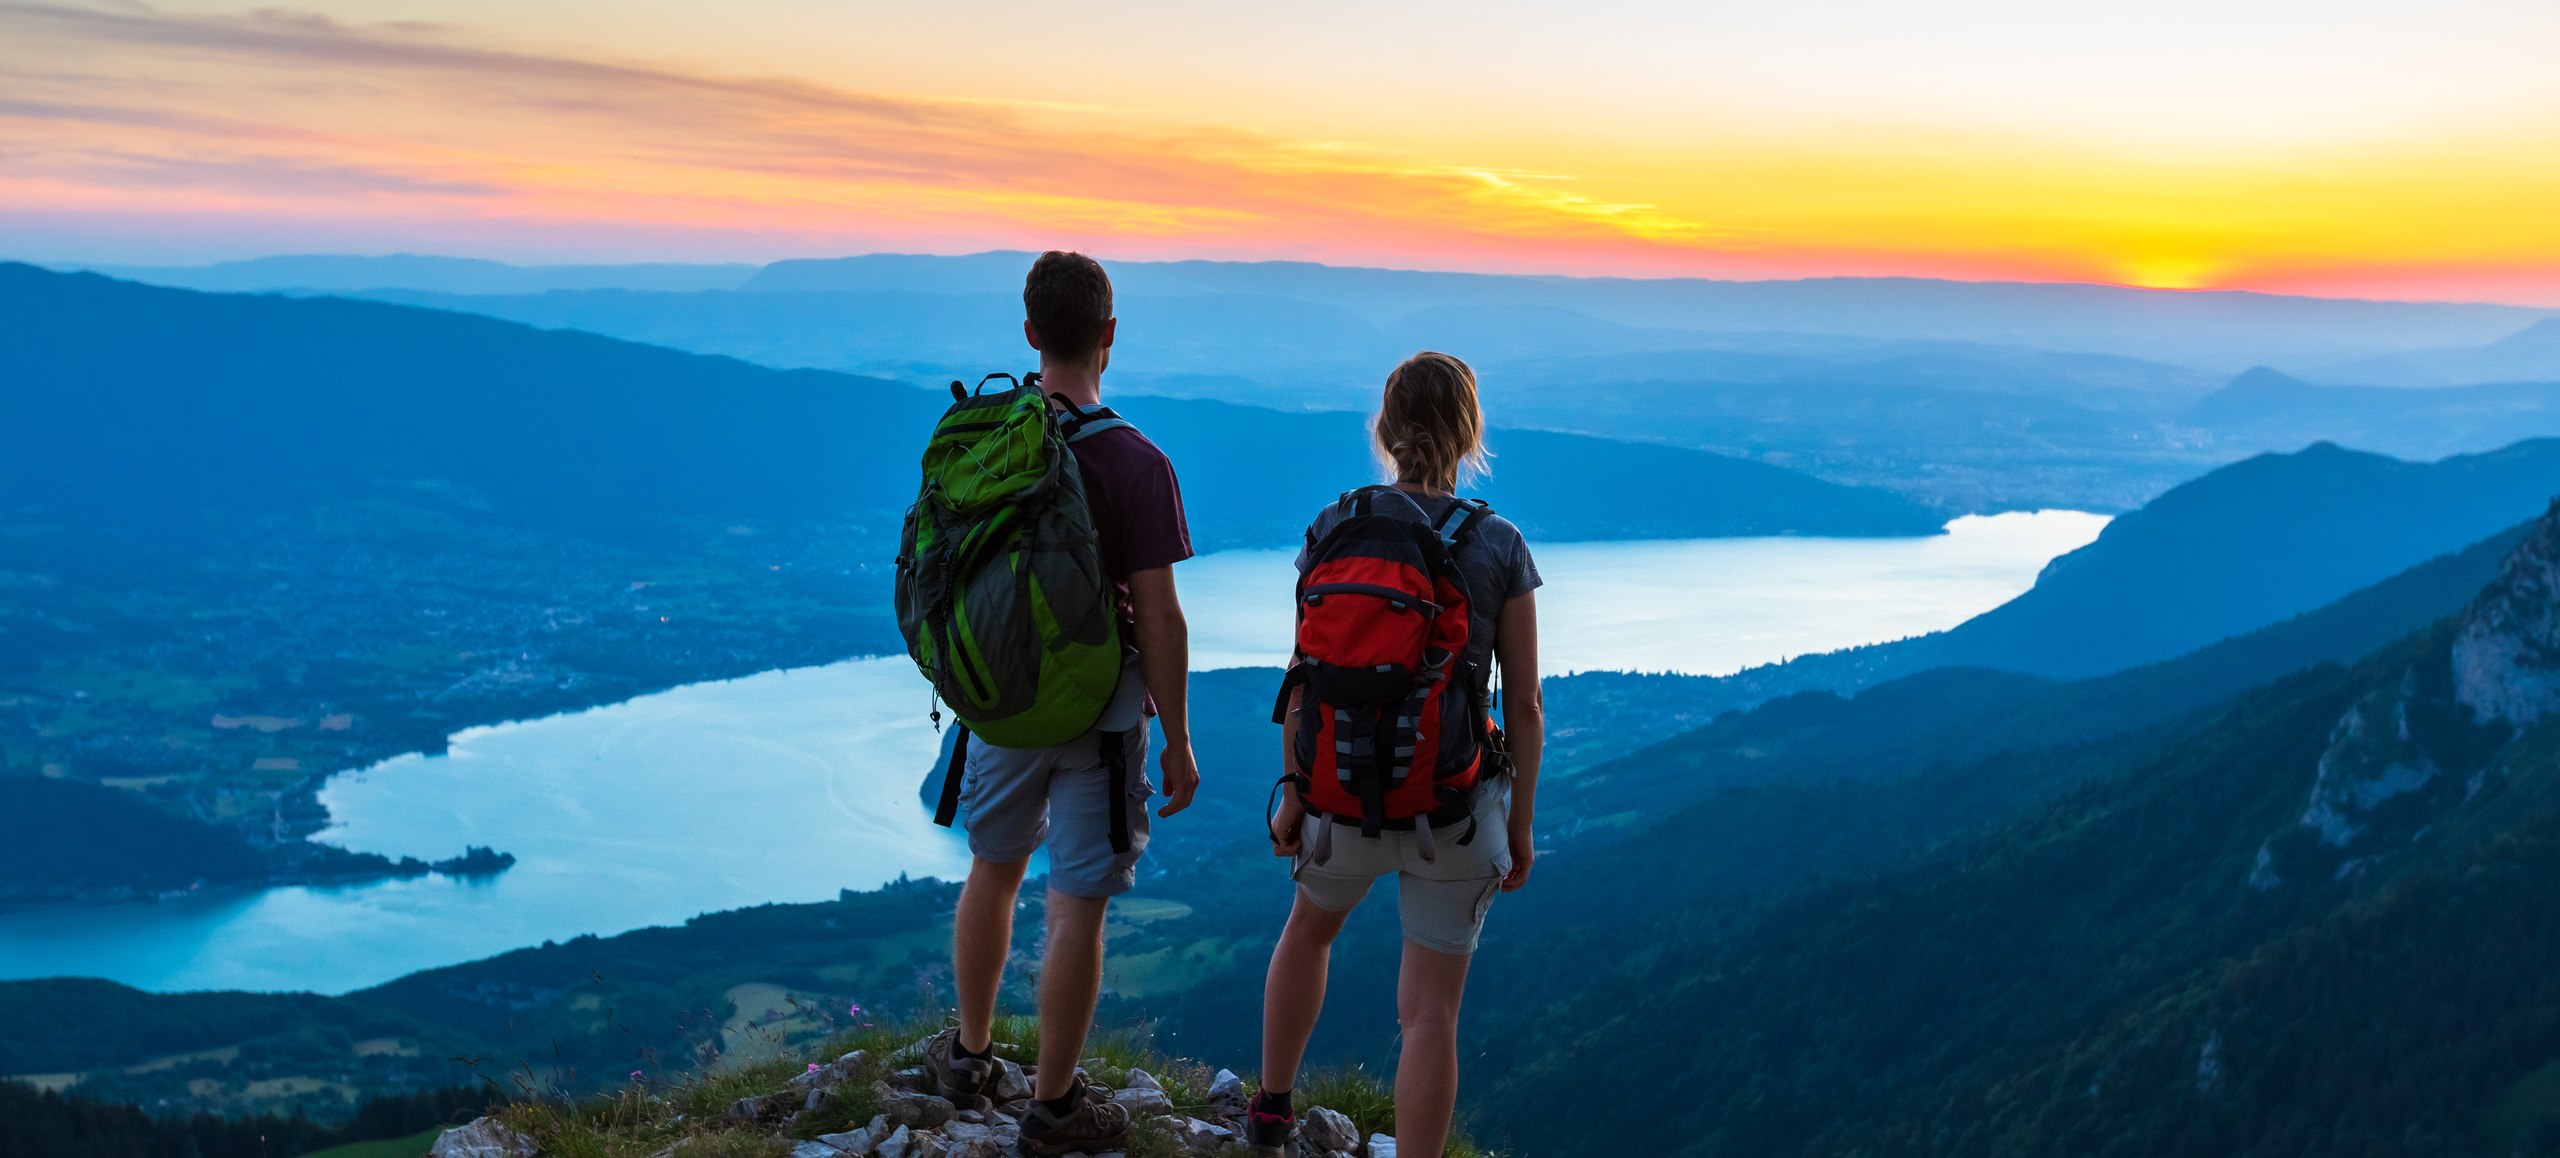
[426,1028,1422,1158]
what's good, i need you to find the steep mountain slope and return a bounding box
[1476,503,2560,1157]
[1898,439,2560,679]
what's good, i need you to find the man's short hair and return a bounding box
[1023,251,1113,363]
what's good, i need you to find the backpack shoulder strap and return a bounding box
[1063,411,1133,443]
[1048,392,1136,443]
[1437,498,1492,547]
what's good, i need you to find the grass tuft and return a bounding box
[471,1015,1497,1157]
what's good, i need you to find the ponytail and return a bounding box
[1373,351,1488,492]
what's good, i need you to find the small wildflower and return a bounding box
[848,1001,864,1018]
[630,1070,643,1081]
[807,1063,822,1073]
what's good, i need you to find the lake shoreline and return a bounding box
[0,516,2107,994]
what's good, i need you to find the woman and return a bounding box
[1251,351,1543,1157]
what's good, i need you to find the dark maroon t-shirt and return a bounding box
[1069,425,1193,609]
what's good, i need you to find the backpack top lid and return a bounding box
[921,373,1061,515]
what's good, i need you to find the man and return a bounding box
[921,251,1201,1156]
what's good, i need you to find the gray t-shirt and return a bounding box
[1294,489,1543,681]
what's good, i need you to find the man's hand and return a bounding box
[1156,740,1199,818]
[1501,820,1535,891]
[1269,794,1307,856]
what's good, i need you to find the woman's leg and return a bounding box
[1259,890,1353,1093]
[1393,938,1474,1158]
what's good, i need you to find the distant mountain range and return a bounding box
[2190,367,2560,461]
[0,263,1937,545]
[68,251,2560,513]
[86,250,2548,369]
[2310,317,2560,387]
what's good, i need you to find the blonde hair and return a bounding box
[1373,351,1488,492]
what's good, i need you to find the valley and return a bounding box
[12,255,2560,1155]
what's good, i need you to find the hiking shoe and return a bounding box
[921,1026,996,1107]
[1244,1093,1296,1155]
[1015,1077,1131,1157]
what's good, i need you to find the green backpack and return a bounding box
[895,372,1127,757]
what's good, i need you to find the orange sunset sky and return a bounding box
[5,0,2560,303]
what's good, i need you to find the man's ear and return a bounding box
[1022,319,1044,352]
[1098,318,1117,351]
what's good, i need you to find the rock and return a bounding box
[1110,1085,1175,1116]
[993,1059,1033,1101]
[722,1094,769,1123]
[874,1124,914,1158]
[939,1120,1007,1158]
[1367,1133,1398,1158]
[806,1086,828,1112]
[873,1081,956,1129]
[1204,1069,1248,1117]
[794,1049,870,1091]
[1166,1115,1236,1154]
[428,1118,538,1158]
[1123,1068,1163,1092]
[885,1067,931,1092]
[1302,1106,1359,1153]
[794,1143,845,1158]
[817,1125,880,1156]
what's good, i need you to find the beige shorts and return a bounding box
[1291,785,1511,955]
[961,727,1154,898]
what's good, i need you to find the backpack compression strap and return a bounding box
[1099,729,1134,854]
[933,725,971,829]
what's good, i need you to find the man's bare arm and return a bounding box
[1126,565,1198,817]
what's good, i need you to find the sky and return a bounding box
[5,0,2560,302]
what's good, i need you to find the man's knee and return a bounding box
[968,856,1030,889]
[1044,888,1109,932]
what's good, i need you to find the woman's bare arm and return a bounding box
[1493,590,1541,890]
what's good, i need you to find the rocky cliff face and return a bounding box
[2452,504,2560,727]
[2261,500,2560,890]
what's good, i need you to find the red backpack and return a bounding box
[1274,486,1503,851]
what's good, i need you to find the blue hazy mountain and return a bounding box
[2189,366,2560,460]
[1596,439,2560,732]
[1902,439,2560,678]
[82,253,762,295]
[152,256,2560,513]
[744,252,2546,368]
[2310,316,2560,386]
[87,250,2549,369]
[0,263,1938,544]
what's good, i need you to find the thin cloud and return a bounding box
[0,1,1730,270]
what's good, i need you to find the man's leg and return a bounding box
[1259,891,1353,1093]
[1392,938,1473,1158]
[954,855,1029,1053]
[1034,886,1110,1100]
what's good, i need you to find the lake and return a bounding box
[0,512,2104,994]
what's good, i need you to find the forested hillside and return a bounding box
[1469,503,2560,1156]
